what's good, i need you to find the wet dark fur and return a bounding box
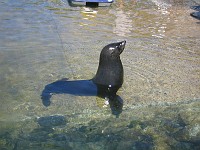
[92,41,126,90]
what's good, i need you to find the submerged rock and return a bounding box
[37,115,67,127]
[132,141,154,150]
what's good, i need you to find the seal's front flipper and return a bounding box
[190,6,200,11]
[190,12,200,20]
[109,95,123,118]
[41,92,52,107]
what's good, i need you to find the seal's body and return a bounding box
[92,41,126,96]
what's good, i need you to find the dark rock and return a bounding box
[132,141,154,150]
[37,115,67,127]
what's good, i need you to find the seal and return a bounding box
[190,12,200,20]
[41,41,126,117]
[190,6,200,12]
[92,40,126,96]
[190,5,200,20]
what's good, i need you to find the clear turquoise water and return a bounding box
[0,0,200,149]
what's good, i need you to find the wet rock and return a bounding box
[170,125,200,149]
[173,128,189,141]
[28,128,54,142]
[131,134,154,150]
[163,119,185,135]
[178,104,200,127]
[37,115,67,127]
[127,120,140,128]
[52,134,68,141]
[78,125,98,133]
[78,125,88,132]
[171,142,196,150]
[189,124,200,137]
[106,133,122,142]
[132,141,154,150]
[67,131,87,142]
[86,133,104,143]
[0,132,15,150]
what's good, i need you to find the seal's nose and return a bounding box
[119,40,126,54]
[121,40,126,46]
[119,41,126,48]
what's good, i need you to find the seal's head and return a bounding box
[100,40,126,59]
[92,41,126,87]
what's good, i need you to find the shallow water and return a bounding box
[0,0,200,149]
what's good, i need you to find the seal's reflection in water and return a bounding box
[41,78,123,117]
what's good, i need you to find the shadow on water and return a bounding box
[41,78,123,117]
